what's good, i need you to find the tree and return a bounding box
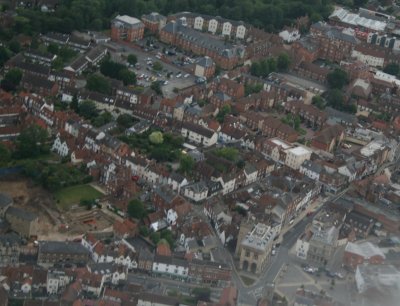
[153,61,163,72]
[149,131,164,144]
[117,114,134,129]
[327,68,349,89]
[127,199,146,219]
[150,232,161,244]
[51,57,64,71]
[0,143,11,166]
[312,95,325,109]
[216,104,231,123]
[1,68,22,91]
[326,89,345,109]
[86,74,111,95]
[0,46,11,68]
[383,63,399,76]
[8,40,21,53]
[214,147,238,161]
[192,287,211,302]
[277,53,291,71]
[150,81,162,95]
[127,54,137,66]
[70,93,79,112]
[47,43,59,55]
[118,68,136,85]
[78,100,98,120]
[15,124,48,159]
[179,154,195,174]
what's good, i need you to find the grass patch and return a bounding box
[241,275,256,286]
[55,184,103,210]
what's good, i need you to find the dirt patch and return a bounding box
[0,176,62,239]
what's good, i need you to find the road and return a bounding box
[231,189,349,305]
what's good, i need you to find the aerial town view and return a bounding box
[0,0,400,305]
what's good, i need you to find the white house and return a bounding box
[167,172,188,193]
[244,163,258,185]
[295,233,311,260]
[352,46,385,68]
[236,24,246,39]
[87,263,127,285]
[166,208,178,226]
[194,16,204,30]
[52,134,72,157]
[182,181,209,202]
[279,28,300,42]
[284,146,312,170]
[208,19,218,34]
[222,22,232,36]
[46,270,72,295]
[181,122,218,147]
[152,255,189,279]
[212,173,236,195]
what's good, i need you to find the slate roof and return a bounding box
[6,206,37,221]
[39,241,89,254]
[182,122,215,138]
[0,193,12,208]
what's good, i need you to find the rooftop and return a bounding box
[241,223,275,252]
[114,15,142,25]
[345,241,385,259]
[287,146,311,156]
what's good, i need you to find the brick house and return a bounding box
[111,15,145,42]
[160,20,245,70]
[141,12,167,33]
[310,22,359,63]
[21,74,59,97]
[194,56,216,79]
[311,124,345,152]
[285,101,327,128]
[295,61,329,83]
[210,78,245,100]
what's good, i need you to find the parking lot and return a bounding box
[106,41,198,98]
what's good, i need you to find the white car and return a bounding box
[271,249,276,256]
[164,81,169,85]
[176,73,182,78]
[184,73,190,78]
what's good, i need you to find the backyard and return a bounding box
[55,184,103,210]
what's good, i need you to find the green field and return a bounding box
[55,184,103,210]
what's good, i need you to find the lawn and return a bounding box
[55,184,103,210]
[240,275,256,286]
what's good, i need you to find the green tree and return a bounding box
[192,287,211,302]
[277,53,291,71]
[86,74,111,95]
[0,46,11,68]
[150,81,162,95]
[51,57,64,71]
[149,131,164,144]
[70,93,79,112]
[78,100,98,120]
[179,154,195,174]
[117,114,134,129]
[0,143,11,166]
[153,61,163,72]
[15,124,49,159]
[127,199,146,219]
[216,104,231,123]
[1,68,22,91]
[118,68,136,85]
[8,40,21,53]
[150,232,161,244]
[312,95,325,109]
[327,68,349,89]
[383,63,399,76]
[139,225,149,237]
[47,43,60,55]
[214,147,238,161]
[127,54,137,66]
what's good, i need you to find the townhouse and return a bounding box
[181,122,218,147]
